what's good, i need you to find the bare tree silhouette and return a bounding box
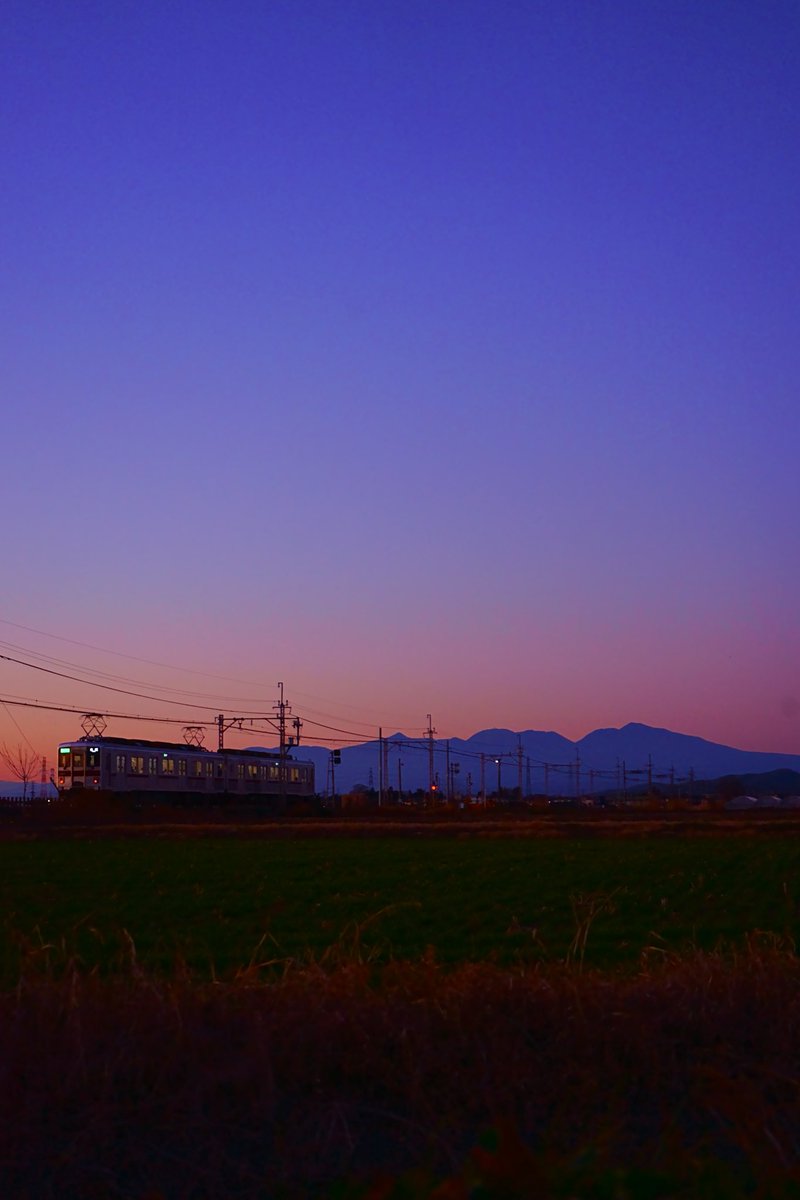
[1,743,40,799]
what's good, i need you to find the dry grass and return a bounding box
[3,938,800,1197]
[7,798,800,841]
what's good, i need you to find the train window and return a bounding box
[194,760,203,777]
[130,756,145,775]
[216,761,224,777]
[237,763,245,779]
[162,757,175,775]
[149,757,158,775]
[178,759,187,776]
[290,768,299,782]
[73,751,85,771]
[60,751,72,771]
[269,765,279,781]
[87,748,100,771]
[115,754,125,773]
[205,761,213,777]
[248,763,258,779]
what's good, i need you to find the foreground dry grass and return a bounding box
[3,941,800,1198]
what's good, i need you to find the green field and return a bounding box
[2,834,799,978]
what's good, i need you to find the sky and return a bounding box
[2,0,799,765]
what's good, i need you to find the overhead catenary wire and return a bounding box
[0,616,279,689]
[0,699,39,756]
[0,697,217,725]
[0,639,272,707]
[0,629,682,787]
[0,615,423,731]
[0,696,681,788]
[0,653,276,716]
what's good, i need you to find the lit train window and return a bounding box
[149,758,158,775]
[237,764,245,779]
[269,765,278,780]
[73,752,84,771]
[115,755,125,773]
[178,759,187,776]
[248,763,258,779]
[194,761,203,777]
[162,758,175,775]
[130,756,145,775]
[205,761,213,777]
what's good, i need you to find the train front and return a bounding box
[56,742,104,791]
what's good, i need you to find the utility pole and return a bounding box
[378,727,383,808]
[383,737,389,803]
[273,682,289,811]
[495,756,502,802]
[526,756,531,797]
[517,740,523,803]
[218,713,225,751]
[544,762,549,797]
[275,683,287,757]
[622,760,628,803]
[426,714,436,804]
[445,740,451,803]
[397,755,402,797]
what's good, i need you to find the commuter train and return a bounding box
[56,735,315,808]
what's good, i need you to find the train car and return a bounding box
[56,735,315,808]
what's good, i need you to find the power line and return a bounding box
[0,630,689,786]
[0,615,276,689]
[0,639,271,706]
[0,696,214,724]
[0,653,273,716]
[0,699,39,755]
[0,616,423,732]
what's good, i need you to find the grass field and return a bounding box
[3,833,800,978]
[5,829,800,1196]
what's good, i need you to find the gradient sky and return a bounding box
[2,0,799,763]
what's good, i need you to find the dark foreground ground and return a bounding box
[3,816,800,1197]
[3,947,800,1198]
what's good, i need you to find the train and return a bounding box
[56,734,315,809]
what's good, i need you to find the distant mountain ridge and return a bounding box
[293,722,800,796]
[5,724,798,799]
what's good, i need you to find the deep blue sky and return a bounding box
[2,1,799,756]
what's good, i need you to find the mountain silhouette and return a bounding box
[294,722,800,796]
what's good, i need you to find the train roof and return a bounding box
[60,735,308,761]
